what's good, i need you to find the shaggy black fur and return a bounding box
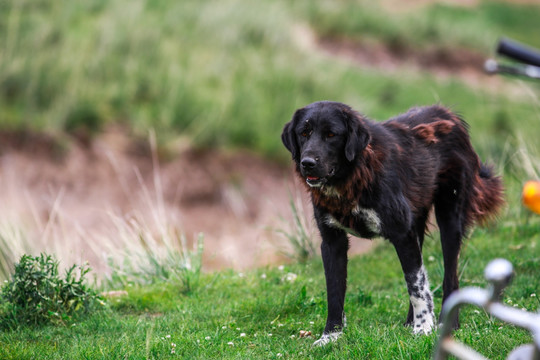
[282,101,504,339]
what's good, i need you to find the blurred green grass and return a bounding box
[1,0,539,162]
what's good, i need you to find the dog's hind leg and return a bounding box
[435,193,464,329]
[313,210,349,346]
[393,231,435,335]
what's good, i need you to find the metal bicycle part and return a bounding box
[433,259,540,360]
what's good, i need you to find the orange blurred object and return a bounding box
[522,180,540,214]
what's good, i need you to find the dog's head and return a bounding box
[281,101,371,188]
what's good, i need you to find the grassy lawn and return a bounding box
[1,214,538,359]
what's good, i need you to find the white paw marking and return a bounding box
[409,265,435,335]
[312,331,342,347]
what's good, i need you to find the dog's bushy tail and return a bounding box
[469,163,505,226]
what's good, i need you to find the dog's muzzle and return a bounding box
[301,157,334,188]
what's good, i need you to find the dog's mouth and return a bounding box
[305,169,335,188]
[306,176,323,187]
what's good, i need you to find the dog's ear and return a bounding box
[343,108,370,162]
[281,108,304,161]
[281,108,305,161]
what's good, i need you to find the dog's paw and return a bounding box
[412,312,436,335]
[312,331,342,347]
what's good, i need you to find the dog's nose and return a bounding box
[301,157,317,170]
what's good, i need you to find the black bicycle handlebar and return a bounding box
[497,37,540,67]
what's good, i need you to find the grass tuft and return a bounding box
[276,192,317,264]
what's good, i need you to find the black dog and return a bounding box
[281,101,504,345]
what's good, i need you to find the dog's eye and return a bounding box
[327,132,335,138]
[301,130,311,137]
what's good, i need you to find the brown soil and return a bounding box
[319,36,484,76]
[293,20,524,93]
[315,35,513,91]
[0,128,372,274]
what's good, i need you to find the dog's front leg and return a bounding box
[313,209,349,346]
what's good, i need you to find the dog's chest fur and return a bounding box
[313,186,382,238]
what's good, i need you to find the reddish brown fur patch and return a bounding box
[433,119,455,135]
[413,124,437,144]
[412,119,456,144]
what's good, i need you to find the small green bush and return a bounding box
[0,253,103,329]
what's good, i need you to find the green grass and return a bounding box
[0,174,538,359]
[0,205,538,358]
[301,0,540,50]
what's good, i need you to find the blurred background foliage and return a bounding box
[1,0,539,162]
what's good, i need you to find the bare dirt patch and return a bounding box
[380,0,479,13]
[0,129,372,275]
[316,35,507,90]
[291,21,520,92]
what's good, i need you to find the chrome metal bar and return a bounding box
[433,259,540,360]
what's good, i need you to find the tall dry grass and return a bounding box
[0,132,203,289]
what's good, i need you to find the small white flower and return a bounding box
[240,333,246,337]
[205,336,211,340]
[290,335,296,339]
[261,273,267,279]
[428,256,435,262]
[228,342,234,346]
[309,321,314,325]
[238,272,245,278]
[278,265,285,271]
[165,335,171,339]
[171,343,176,347]
[285,273,297,282]
[531,293,537,297]
[277,353,283,357]
[222,326,227,330]
[268,333,273,337]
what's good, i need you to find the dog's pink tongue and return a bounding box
[307,176,319,181]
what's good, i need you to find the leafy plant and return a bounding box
[0,253,103,329]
